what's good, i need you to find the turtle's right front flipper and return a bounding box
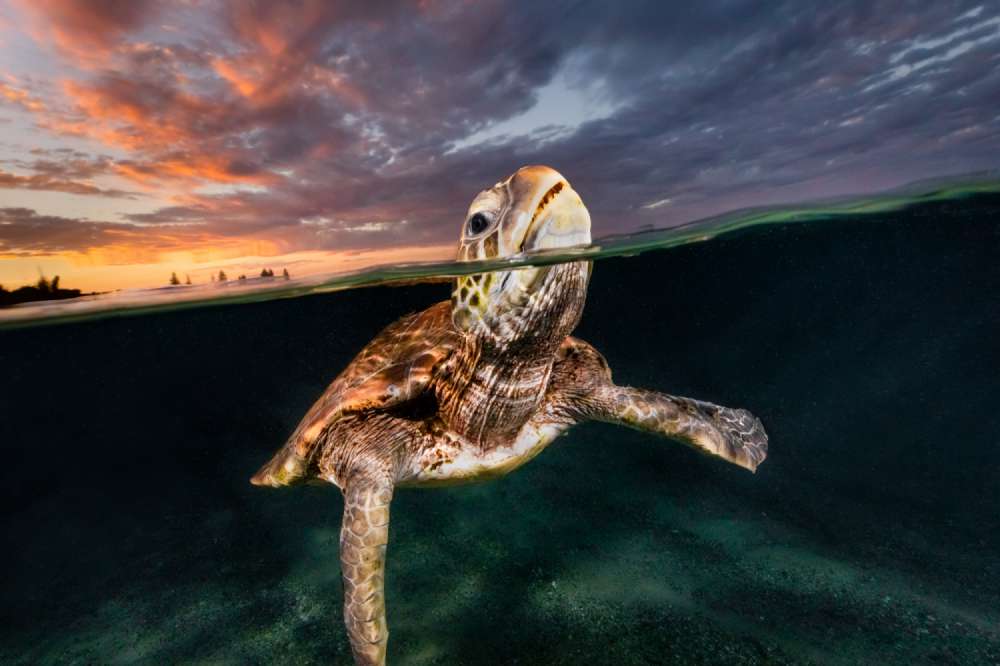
[340,469,394,666]
[251,339,453,488]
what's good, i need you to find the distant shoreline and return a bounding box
[0,281,101,309]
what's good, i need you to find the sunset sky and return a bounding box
[1,1,998,292]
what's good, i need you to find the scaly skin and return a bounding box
[339,470,393,665]
[251,166,769,665]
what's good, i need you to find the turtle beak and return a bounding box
[521,178,591,253]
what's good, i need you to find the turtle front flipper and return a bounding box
[589,387,768,472]
[548,337,767,472]
[340,469,394,665]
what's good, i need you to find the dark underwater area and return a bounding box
[1,193,999,665]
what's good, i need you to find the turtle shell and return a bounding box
[251,300,460,486]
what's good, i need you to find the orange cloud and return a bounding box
[212,57,261,98]
[29,76,279,188]
[56,77,218,151]
[224,0,339,58]
[9,0,370,198]
[0,80,46,112]
[113,155,279,188]
[0,168,138,198]
[13,0,158,65]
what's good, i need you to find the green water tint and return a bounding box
[2,172,997,330]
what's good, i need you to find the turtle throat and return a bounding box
[442,260,591,447]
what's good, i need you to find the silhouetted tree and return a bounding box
[282,268,290,279]
[169,272,181,285]
[261,268,274,278]
[238,274,247,281]
[185,274,192,285]
[218,270,228,282]
[1,277,81,308]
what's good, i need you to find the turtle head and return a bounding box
[452,165,592,344]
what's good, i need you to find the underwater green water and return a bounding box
[1,192,998,664]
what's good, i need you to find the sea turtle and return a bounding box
[251,165,768,665]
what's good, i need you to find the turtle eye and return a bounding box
[467,212,490,235]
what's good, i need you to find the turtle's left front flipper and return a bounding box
[339,470,394,666]
[547,337,767,473]
[588,386,768,472]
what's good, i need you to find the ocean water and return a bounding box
[1,191,998,665]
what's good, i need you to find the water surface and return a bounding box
[3,173,996,330]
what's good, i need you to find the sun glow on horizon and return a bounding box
[0,243,455,293]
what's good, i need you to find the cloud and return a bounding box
[3,0,999,266]
[0,152,139,198]
[0,168,139,198]
[0,205,273,264]
[0,207,147,256]
[14,0,159,64]
[0,81,46,112]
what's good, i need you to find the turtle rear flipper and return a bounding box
[250,446,312,487]
[339,468,395,665]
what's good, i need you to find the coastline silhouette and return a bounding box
[0,276,87,308]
